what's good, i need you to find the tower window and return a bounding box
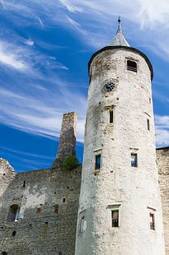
[150,213,155,230]
[147,119,150,131]
[95,154,101,170]
[54,204,59,214]
[109,110,113,123]
[111,209,119,227]
[7,204,20,222]
[131,153,138,167]
[36,207,42,214]
[127,60,137,72]
[12,231,16,237]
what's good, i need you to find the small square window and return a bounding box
[111,210,119,227]
[95,154,101,170]
[36,208,42,214]
[110,110,113,123]
[131,153,138,167]
[150,213,155,230]
[127,60,137,72]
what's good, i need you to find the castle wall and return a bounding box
[0,161,81,255]
[157,147,169,255]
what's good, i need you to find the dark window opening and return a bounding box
[110,110,113,123]
[112,210,119,227]
[36,208,42,214]
[147,119,150,131]
[12,231,16,237]
[131,153,138,167]
[45,222,48,225]
[63,198,66,203]
[2,252,7,255]
[59,252,62,255]
[150,213,155,230]
[23,181,26,188]
[54,205,59,214]
[7,204,20,222]
[127,60,137,72]
[95,154,101,170]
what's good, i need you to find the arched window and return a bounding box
[7,204,20,222]
[127,60,137,72]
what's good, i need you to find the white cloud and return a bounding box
[155,115,169,147]
[0,42,27,71]
[24,39,34,46]
[0,83,87,142]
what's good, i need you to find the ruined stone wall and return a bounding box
[56,112,77,163]
[0,159,81,255]
[157,147,169,255]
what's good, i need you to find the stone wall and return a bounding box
[54,112,77,167]
[0,112,81,255]
[0,160,81,255]
[157,147,169,255]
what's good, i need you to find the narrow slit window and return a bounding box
[95,154,101,170]
[127,60,137,72]
[54,204,59,214]
[110,110,113,123]
[111,210,119,227]
[131,153,138,167]
[147,119,150,131]
[150,213,155,230]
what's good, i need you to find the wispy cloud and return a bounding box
[155,115,169,147]
[0,0,168,153]
[0,83,86,141]
[0,41,28,71]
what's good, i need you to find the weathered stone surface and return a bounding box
[75,48,166,255]
[54,112,77,167]
[0,163,81,255]
[157,147,169,255]
[0,112,81,255]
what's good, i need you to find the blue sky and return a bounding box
[0,0,169,172]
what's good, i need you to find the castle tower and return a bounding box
[75,19,165,255]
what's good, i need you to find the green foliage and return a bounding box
[62,155,80,171]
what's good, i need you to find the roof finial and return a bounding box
[118,16,121,24]
[110,17,130,47]
[117,16,122,33]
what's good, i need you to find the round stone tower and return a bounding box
[75,19,165,255]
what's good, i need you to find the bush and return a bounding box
[62,155,80,171]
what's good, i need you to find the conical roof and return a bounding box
[110,17,130,47]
